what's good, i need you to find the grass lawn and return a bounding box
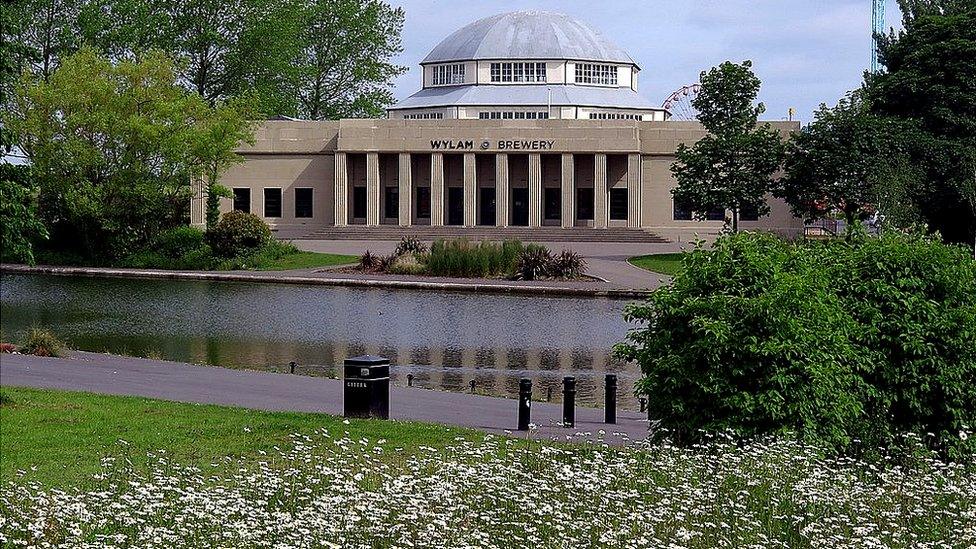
[0,386,479,486]
[628,252,684,276]
[1,386,970,547]
[251,250,357,271]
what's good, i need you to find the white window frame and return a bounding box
[431,63,465,86]
[489,62,547,83]
[575,63,618,86]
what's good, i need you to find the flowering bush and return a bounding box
[1,432,973,547]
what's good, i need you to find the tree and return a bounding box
[780,92,911,230]
[294,0,406,119]
[2,0,87,81]
[865,0,976,246]
[671,61,785,232]
[5,48,253,259]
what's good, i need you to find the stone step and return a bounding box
[298,226,669,243]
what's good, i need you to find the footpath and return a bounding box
[0,351,649,444]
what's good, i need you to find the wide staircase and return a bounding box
[299,225,669,243]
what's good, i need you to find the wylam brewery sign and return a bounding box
[430,139,556,151]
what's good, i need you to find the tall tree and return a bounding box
[1,0,47,263]
[5,48,253,259]
[671,60,785,232]
[780,92,912,230]
[296,0,406,119]
[3,0,87,80]
[865,0,976,245]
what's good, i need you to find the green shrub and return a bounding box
[155,226,207,259]
[513,245,552,280]
[20,327,67,358]
[394,237,427,256]
[548,250,587,279]
[616,230,976,456]
[207,211,272,258]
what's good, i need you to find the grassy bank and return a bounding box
[1,387,973,547]
[0,387,477,486]
[628,252,684,275]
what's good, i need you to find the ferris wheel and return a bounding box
[661,84,702,121]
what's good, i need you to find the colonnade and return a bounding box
[335,151,643,228]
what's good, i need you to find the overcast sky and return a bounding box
[386,0,903,124]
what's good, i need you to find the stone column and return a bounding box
[430,153,445,226]
[463,153,477,227]
[398,153,412,226]
[495,153,509,227]
[334,152,348,226]
[189,177,206,228]
[366,152,380,226]
[528,153,542,228]
[560,153,575,229]
[594,153,608,228]
[627,153,641,228]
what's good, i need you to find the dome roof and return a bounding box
[422,11,637,66]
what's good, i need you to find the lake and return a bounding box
[0,273,642,409]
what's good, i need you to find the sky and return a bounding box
[386,0,904,124]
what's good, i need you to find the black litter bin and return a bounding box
[343,355,390,419]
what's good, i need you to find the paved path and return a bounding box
[294,239,684,289]
[0,352,649,444]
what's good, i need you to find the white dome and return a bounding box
[422,11,637,67]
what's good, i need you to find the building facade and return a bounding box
[193,11,803,241]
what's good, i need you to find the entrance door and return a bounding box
[479,188,496,225]
[511,188,529,226]
[544,188,561,221]
[447,187,464,225]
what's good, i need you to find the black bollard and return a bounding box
[604,374,617,424]
[407,373,414,387]
[546,387,552,402]
[289,361,297,374]
[517,378,532,431]
[469,379,476,394]
[562,376,576,428]
[639,397,647,413]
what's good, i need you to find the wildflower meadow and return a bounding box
[1,429,973,548]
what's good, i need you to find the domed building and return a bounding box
[388,11,668,121]
[196,11,802,242]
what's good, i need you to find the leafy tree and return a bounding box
[671,61,785,232]
[780,92,911,230]
[2,0,87,80]
[5,48,253,259]
[865,0,976,246]
[616,231,976,456]
[294,0,406,119]
[0,168,47,264]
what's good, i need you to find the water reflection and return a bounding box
[1,273,641,408]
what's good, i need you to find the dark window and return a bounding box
[739,202,760,222]
[416,187,431,219]
[576,188,594,220]
[706,207,725,221]
[609,188,628,220]
[264,188,281,218]
[353,187,367,218]
[295,188,313,218]
[384,187,399,220]
[673,198,692,220]
[544,188,561,220]
[233,188,250,212]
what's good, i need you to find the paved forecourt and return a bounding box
[0,352,650,444]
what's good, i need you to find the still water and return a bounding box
[0,273,641,408]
